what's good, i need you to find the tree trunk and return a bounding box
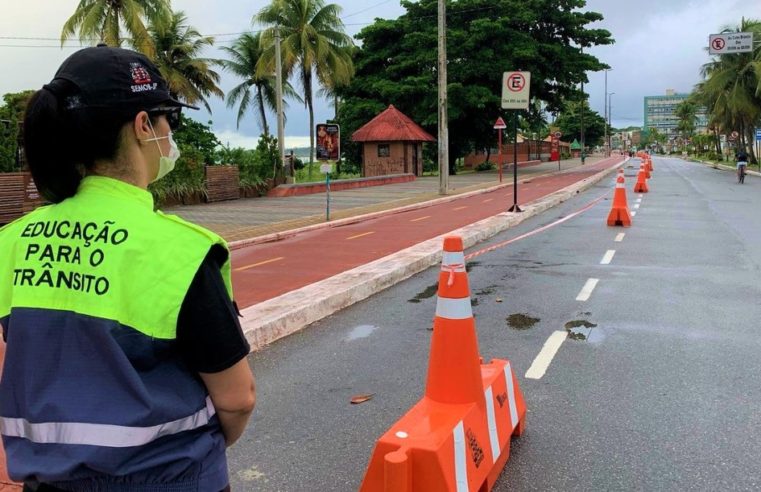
[258,88,270,137]
[304,68,314,180]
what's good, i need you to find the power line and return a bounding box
[343,0,395,19]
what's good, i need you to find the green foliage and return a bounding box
[60,0,171,57]
[0,91,34,172]
[554,100,607,146]
[255,0,354,163]
[148,10,224,112]
[172,115,221,165]
[337,0,612,173]
[475,161,495,171]
[216,134,282,187]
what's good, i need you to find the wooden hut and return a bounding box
[351,105,435,177]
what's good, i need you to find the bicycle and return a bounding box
[737,163,747,184]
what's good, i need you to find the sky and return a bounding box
[1,0,759,149]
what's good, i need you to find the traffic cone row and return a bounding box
[608,155,653,227]
[361,236,526,492]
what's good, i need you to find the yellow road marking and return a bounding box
[346,231,375,240]
[453,206,468,211]
[410,216,431,222]
[234,256,284,272]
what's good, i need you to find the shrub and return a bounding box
[475,161,495,171]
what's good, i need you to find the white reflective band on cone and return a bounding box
[435,297,473,320]
[616,181,624,188]
[484,386,501,463]
[442,251,466,270]
[503,363,519,429]
[453,420,469,492]
[0,397,216,448]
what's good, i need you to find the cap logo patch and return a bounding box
[129,62,158,93]
[130,63,152,84]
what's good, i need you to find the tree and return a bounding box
[255,0,354,165]
[171,116,221,165]
[148,10,224,112]
[337,0,612,174]
[674,100,697,144]
[554,100,606,146]
[0,91,34,172]
[61,0,171,57]
[221,32,301,135]
[694,18,761,163]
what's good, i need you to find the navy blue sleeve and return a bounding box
[177,245,250,373]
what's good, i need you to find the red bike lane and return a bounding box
[231,156,623,308]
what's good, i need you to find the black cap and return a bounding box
[47,44,198,112]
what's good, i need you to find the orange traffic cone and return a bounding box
[607,174,632,227]
[360,236,526,492]
[633,164,649,193]
[647,157,654,172]
[644,159,651,179]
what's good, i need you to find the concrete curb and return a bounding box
[686,157,761,177]
[239,159,626,351]
[227,164,593,250]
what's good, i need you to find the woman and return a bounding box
[0,45,255,491]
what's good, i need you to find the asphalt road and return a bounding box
[229,157,761,491]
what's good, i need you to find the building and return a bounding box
[351,105,435,177]
[643,90,708,140]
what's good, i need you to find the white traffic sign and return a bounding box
[320,163,333,174]
[501,71,531,110]
[756,128,761,141]
[493,116,507,129]
[709,32,753,55]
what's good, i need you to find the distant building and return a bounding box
[643,89,708,140]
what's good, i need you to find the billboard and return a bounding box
[316,123,340,161]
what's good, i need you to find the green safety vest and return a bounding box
[0,175,234,489]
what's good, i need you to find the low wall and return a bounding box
[267,173,415,197]
[0,172,45,225]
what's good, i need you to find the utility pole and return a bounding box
[604,69,608,157]
[275,27,286,177]
[438,0,449,195]
[580,80,585,164]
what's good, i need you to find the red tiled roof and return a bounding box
[351,105,435,143]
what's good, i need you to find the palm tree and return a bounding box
[255,0,354,166]
[148,11,223,112]
[220,32,301,135]
[61,0,171,57]
[695,18,761,162]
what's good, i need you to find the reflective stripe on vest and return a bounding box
[0,397,215,448]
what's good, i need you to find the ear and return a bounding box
[132,111,154,142]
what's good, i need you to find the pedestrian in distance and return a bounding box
[736,149,749,184]
[0,45,255,491]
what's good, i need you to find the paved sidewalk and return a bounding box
[166,156,606,242]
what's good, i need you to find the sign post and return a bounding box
[317,123,340,221]
[501,71,531,213]
[494,116,507,183]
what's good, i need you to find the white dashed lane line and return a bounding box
[631,211,637,217]
[600,250,616,265]
[576,278,599,301]
[615,233,625,242]
[525,331,567,380]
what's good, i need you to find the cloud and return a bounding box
[214,129,311,150]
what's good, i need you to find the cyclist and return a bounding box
[737,150,749,184]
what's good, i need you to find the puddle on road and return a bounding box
[408,283,438,303]
[466,261,482,273]
[565,320,598,341]
[475,286,497,296]
[471,298,479,306]
[345,324,378,341]
[507,313,540,330]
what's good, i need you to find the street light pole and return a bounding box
[607,92,615,154]
[580,80,585,165]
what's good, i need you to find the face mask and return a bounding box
[144,120,181,182]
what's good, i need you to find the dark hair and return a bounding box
[23,84,154,203]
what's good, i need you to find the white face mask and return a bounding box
[144,119,181,182]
